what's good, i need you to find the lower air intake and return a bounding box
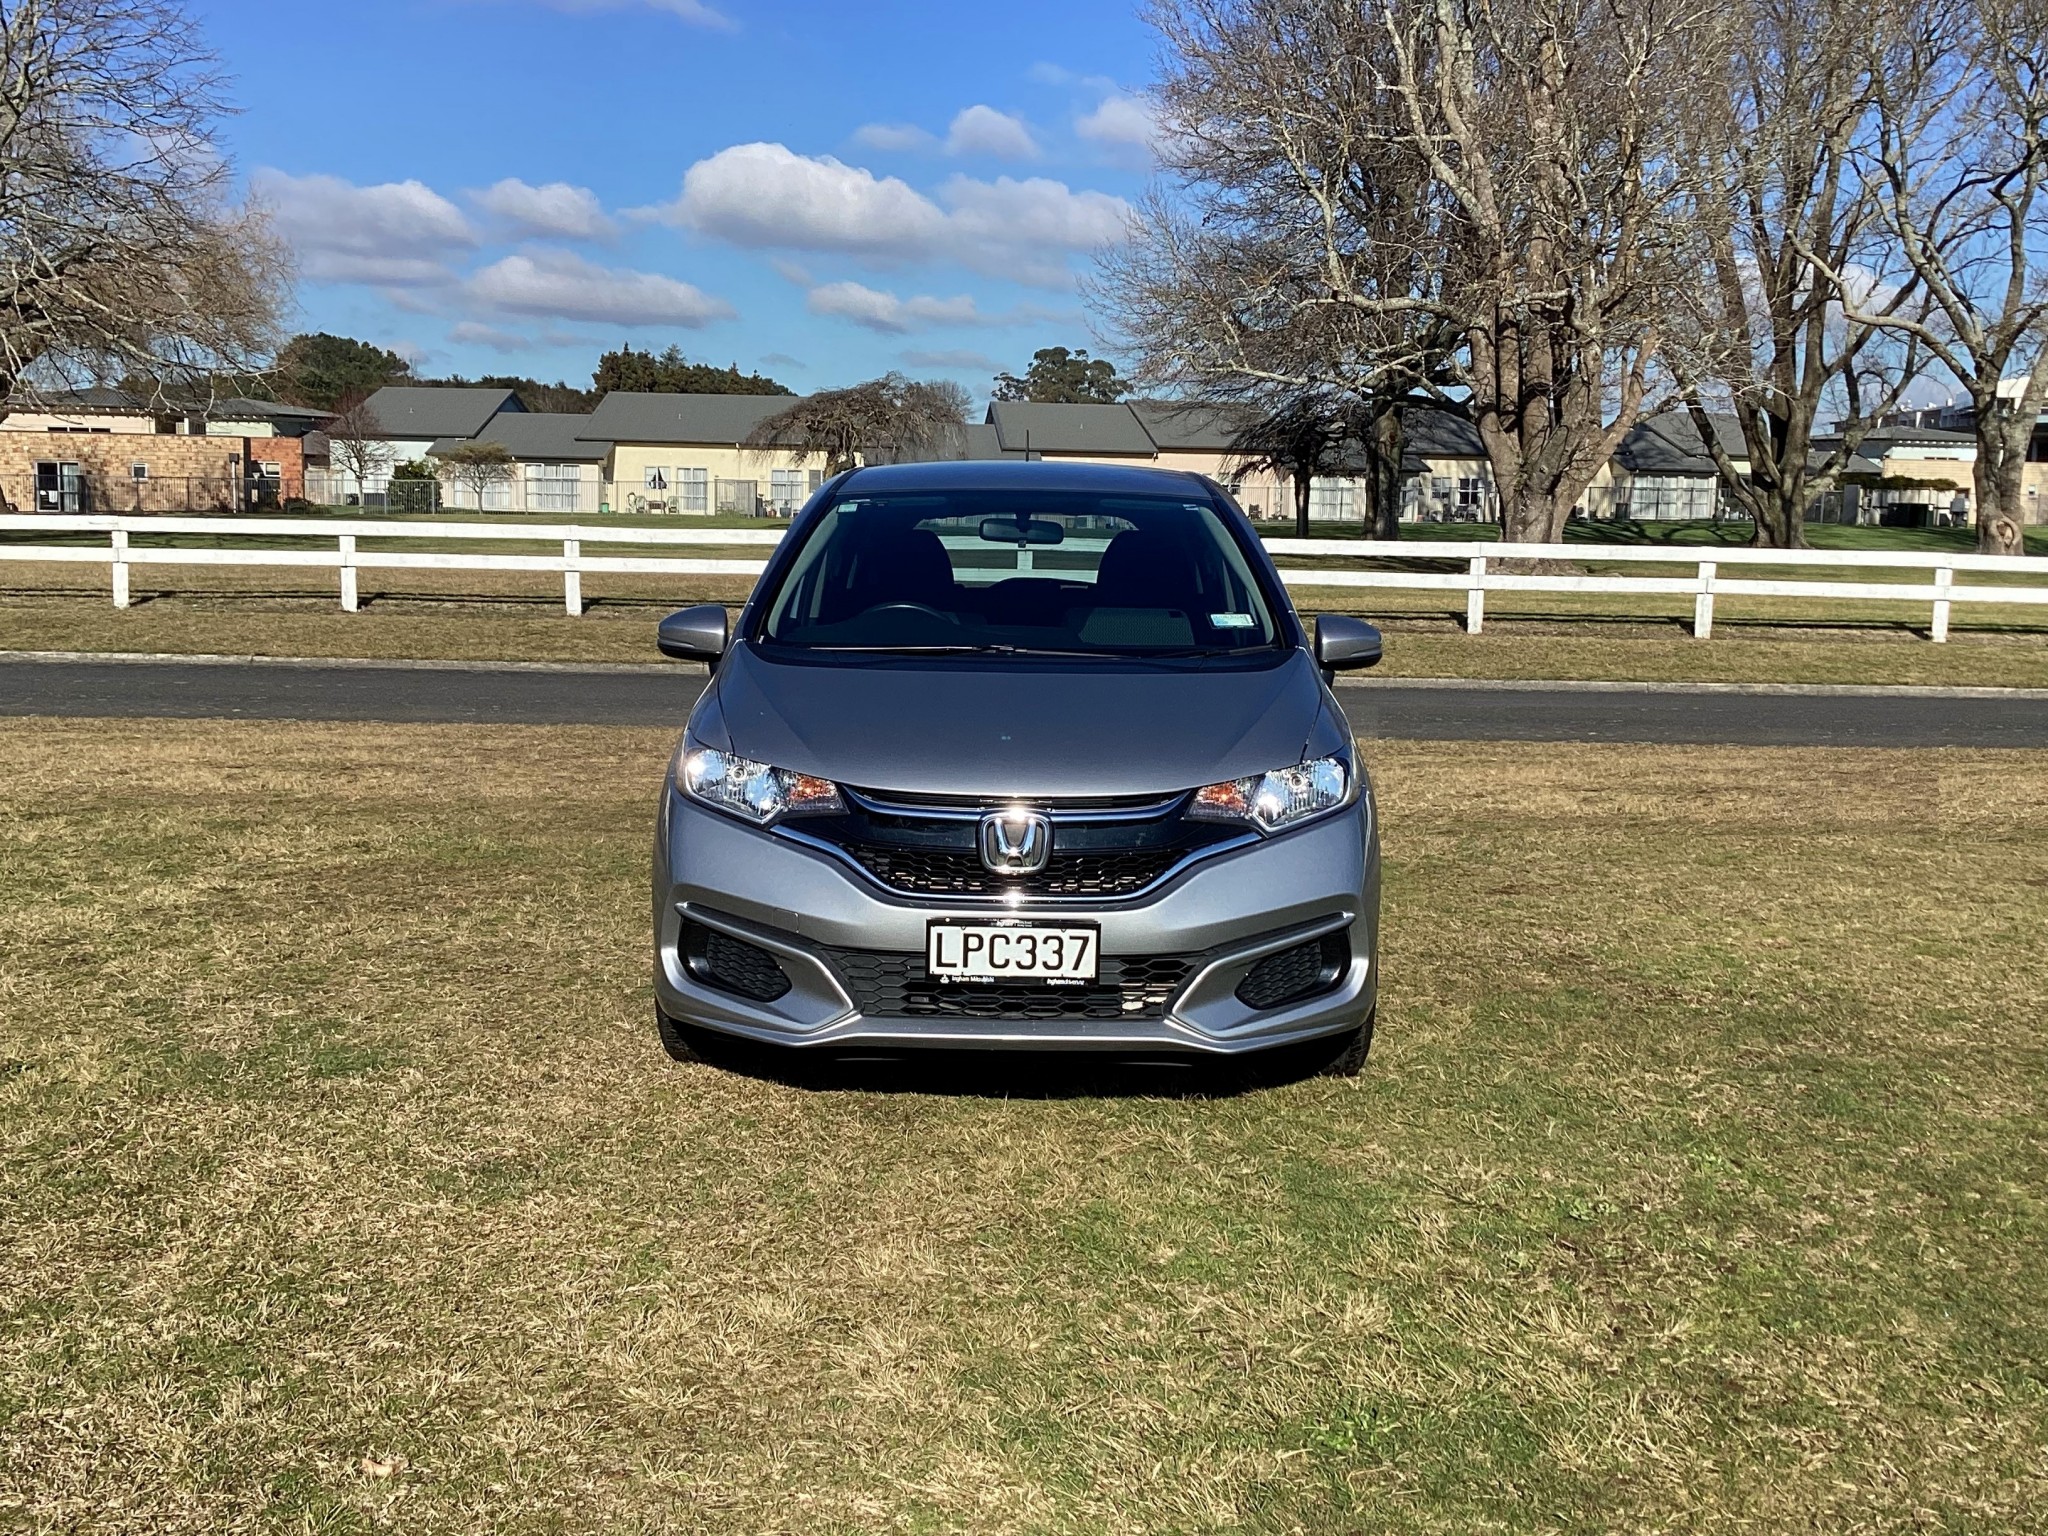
[1235,931,1348,1011]
[683,923,793,1003]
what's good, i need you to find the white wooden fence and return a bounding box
[5,514,2048,642]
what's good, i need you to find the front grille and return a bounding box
[842,845,1179,899]
[683,923,792,1002]
[824,948,1197,1021]
[1235,932,1348,1011]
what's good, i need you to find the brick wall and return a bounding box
[0,432,306,512]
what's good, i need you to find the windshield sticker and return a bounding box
[1210,613,1256,628]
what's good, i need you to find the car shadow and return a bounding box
[673,1030,1337,1099]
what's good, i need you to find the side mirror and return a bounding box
[1315,614,1383,673]
[657,604,729,666]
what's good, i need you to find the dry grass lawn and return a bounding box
[1,720,2045,1532]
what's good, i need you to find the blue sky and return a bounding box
[190,0,1161,400]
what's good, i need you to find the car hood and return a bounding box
[699,644,1329,798]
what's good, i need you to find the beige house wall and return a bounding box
[603,442,819,513]
[4,410,163,435]
[2023,461,2048,524]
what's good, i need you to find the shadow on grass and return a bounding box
[669,1024,1350,1099]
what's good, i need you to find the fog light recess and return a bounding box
[1235,931,1349,1011]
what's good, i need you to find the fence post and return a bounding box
[111,526,129,609]
[1466,555,1486,634]
[1931,564,1953,643]
[339,534,358,613]
[563,537,582,617]
[1694,560,1717,639]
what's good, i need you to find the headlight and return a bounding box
[675,746,843,826]
[1189,756,1352,832]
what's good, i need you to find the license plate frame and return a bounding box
[925,920,1101,985]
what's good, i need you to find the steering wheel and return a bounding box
[863,602,954,622]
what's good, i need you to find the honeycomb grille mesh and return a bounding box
[843,845,1179,899]
[686,925,793,1003]
[1234,932,1347,1011]
[823,949,1196,1021]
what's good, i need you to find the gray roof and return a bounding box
[960,422,1028,461]
[1401,408,1486,462]
[1614,412,1747,474]
[207,397,334,423]
[579,391,794,445]
[986,400,1159,456]
[427,411,607,463]
[1128,399,1253,452]
[363,386,524,440]
[8,386,151,414]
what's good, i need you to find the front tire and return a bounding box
[655,1004,703,1063]
[1313,1012,1375,1078]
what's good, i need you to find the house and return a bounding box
[969,399,1302,513]
[1603,413,1748,521]
[1811,424,1978,527]
[0,387,330,509]
[576,392,818,515]
[315,385,526,501]
[426,411,607,513]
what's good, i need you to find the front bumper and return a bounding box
[651,789,1379,1055]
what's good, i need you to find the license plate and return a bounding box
[926,922,1099,983]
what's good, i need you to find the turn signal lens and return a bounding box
[677,747,845,826]
[1189,756,1351,833]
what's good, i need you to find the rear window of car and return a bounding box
[757,490,1281,657]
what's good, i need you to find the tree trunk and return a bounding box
[1748,492,1806,549]
[1362,406,1404,540]
[1294,469,1312,538]
[1500,485,1571,544]
[1974,413,2032,556]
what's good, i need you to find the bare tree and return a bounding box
[744,375,971,475]
[325,395,391,503]
[1815,0,2048,554]
[1108,0,1715,545]
[1221,392,1406,536]
[437,441,515,510]
[0,0,288,421]
[1100,0,1457,539]
[1666,0,1929,547]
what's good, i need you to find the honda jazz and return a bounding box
[651,460,1382,1073]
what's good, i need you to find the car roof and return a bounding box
[839,459,1217,497]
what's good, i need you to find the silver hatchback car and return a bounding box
[651,460,1383,1074]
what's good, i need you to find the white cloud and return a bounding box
[466,249,734,327]
[1076,94,1162,157]
[938,174,1132,283]
[514,0,732,27]
[470,178,616,240]
[448,320,539,351]
[806,281,986,334]
[903,348,1001,371]
[945,105,1039,161]
[253,169,474,285]
[852,122,937,154]
[661,142,1130,287]
[667,143,948,256]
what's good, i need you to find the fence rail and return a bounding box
[4,514,2047,640]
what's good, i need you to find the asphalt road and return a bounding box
[2,654,2046,747]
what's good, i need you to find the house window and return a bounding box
[676,467,708,513]
[34,461,85,513]
[643,466,669,491]
[769,468,807,513]
[131,463,149,481]
[525,463,580,512]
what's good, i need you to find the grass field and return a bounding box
[2,719,2044,1531]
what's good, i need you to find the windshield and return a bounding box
[757,490,1282,657]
